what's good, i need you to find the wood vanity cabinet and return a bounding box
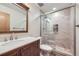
[0,40,40,56]
[21,40,40,56]
[1,48,20,56]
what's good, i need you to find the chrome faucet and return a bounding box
[10,34,14,40]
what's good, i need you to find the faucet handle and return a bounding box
[10,34,13,40]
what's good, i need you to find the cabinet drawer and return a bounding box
[32,40,40,47]
[0,48,20,56]
[21,40,40,56]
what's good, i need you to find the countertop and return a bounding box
[0,37,41,55]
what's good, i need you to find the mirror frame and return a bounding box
[0,3,29,33]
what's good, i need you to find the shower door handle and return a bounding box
[76,25,79,27]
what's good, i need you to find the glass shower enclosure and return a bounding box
[40,6,75,56]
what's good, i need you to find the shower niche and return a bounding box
[0,3,29,33]
[53,24,58,33]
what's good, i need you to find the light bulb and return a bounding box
[52,8,56,11]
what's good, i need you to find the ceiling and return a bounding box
[35,3,75,13]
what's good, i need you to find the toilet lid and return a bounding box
[40,44,53,51]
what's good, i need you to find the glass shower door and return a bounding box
[40,6,75,56]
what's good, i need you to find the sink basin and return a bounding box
[1,40,25,46]
[0,42,6,46]
[0,37,38,47]
[0,41,11,46]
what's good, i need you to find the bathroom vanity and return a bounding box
[0,37,40,56]
[0,3,40,56]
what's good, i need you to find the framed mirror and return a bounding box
[0,3,29,33]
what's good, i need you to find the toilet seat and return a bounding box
[40,44,53,56]
[40,44,53,51]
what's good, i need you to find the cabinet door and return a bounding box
[31,40,40,56]
[21,40,40,56]
[31,46,40,56]
[21,44,32,56]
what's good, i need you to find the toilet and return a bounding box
[40,44,53,56]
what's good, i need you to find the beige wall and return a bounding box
[0,3,41,42]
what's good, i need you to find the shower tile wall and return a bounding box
[41,7,75,54]
[52,7,74,54]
